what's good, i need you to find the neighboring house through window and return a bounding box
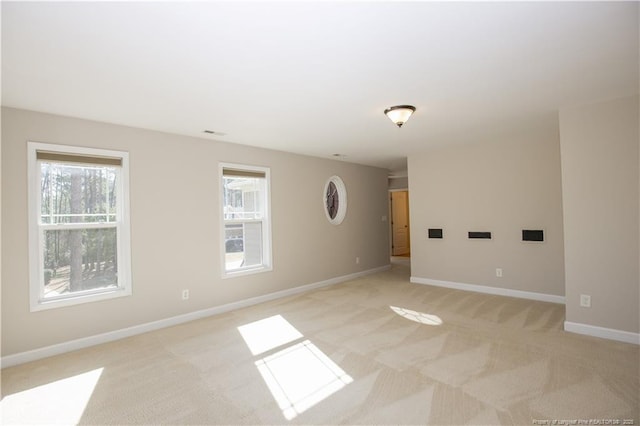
[220,163,272,276]
[28,142,131,311]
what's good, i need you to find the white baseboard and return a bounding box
[1,265,391,368]
[410,276,566,304]
[564,321,640,345]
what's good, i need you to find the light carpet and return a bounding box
[2,261,638,425]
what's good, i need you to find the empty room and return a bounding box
[1,1,638,425]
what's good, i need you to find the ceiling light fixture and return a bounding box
[384,105,416,128]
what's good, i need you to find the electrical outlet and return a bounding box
[182,289,190,300]
[580,294,591,308]
[496,268,503,278]
[356,257,360,264]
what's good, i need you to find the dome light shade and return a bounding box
[384,105,416,128]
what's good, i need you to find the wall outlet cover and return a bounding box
[580,294,591,308]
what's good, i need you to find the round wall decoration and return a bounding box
[323,175,347,225]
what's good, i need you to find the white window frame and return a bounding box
[219,162,272,278]
[28,142,132,311]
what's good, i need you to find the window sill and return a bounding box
[222,265,273,279]
[30,287,131,312]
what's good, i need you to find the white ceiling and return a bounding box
[2,1,638,173]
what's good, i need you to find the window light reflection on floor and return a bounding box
[256,340,353,420]
[237,314,304,356]
[390,306,443,325]
[238,315,353,420]
[0,368,104,425]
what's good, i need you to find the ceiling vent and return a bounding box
[203,130,227,136]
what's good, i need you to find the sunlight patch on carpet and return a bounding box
[1,368,103,425]
[239,315,352,420]
[390,306,443,325]
[238,314,303,356]
[256,340,353,420]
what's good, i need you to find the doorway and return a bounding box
[390,190,410,256]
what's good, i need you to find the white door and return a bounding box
[391,191,410,256]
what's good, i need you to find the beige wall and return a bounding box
[1,107,390,356]
[559,95,639,333]
[408,122,565,297]
[388,176,408,191]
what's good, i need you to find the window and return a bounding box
[220,163,272,276]
[28,142,131,311]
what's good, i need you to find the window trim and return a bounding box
[27,142,132,312]
[219,162,272,278]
